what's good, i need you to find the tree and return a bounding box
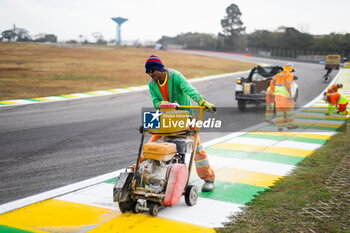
[220,3,246,50]
[248,30,274,49]
[14,28,31,41]
[1,30,16,41]
[157,32,218,50]
[34,34,57,43]
[221,3,245,37]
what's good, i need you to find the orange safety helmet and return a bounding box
[283,63,294,72]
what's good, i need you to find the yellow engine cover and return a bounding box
[143,142,177,161]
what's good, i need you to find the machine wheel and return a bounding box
[132,201,141,213]
[322,74,331,83]
[238,100,246,111]
[148,202,159,216]
[185,185,198,206]
[118,201,131,213]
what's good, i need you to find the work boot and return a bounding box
[202,180,214,192]
[287,124,298,130]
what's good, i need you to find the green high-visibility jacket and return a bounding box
[148,69,204,115]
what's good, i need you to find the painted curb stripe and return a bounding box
[56,183,243,228]
[0,101,25,105]
[294,114,347,121]
[302,109,328,113]
[210,142,314,157]
[197,180,266,205]
[0,199,119,233]
[208,155,295,176]
[0,71,247,107]
[302,109,350,115]
[213,167,282,188]
[0,225,46,233]
[311,104,350,109]
[206,147,305,165]
[225,137,321,150]
[270,123,339,131]
[251,131,334,139]
[294,118,346,125]
[88,212,215,233]
[239,133,327,145]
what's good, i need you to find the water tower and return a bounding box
[111,17,128,46]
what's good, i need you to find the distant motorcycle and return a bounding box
[322,69,332,83]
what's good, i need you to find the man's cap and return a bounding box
[145,55,165,73]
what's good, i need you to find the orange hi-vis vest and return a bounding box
[269,71,293,98]
[329,92,348,106]
[157,71,169,101]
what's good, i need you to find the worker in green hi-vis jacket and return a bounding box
[144,55,216,192]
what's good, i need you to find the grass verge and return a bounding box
[0,42,255,100]
[219,120,350,232]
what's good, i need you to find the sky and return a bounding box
[0,0,349,43]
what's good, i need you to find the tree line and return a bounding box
[0,26,58,43]
[158,3,350,59]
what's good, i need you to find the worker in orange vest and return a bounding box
[269,63,298,131]
[265,86,274,123]
[327,83,343,110]
[324,92,349,115]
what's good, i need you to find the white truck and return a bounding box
[235,65,299,111]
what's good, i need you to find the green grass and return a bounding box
[218,120,350,232]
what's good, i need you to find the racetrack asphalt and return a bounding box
[0,51,336,205]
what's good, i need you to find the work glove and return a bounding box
[199,99,216,115]
[160,101,170,105]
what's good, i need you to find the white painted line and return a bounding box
[45,96,72,101]
[302,131,336,136]
[294,118,345,125]
[311,104,328,107]
[225,136,321,151]
[57,181,243,228]
[56,183,117,210]
[295,112,334,117]
[1,99,34,104]
[86,91,113,95]
[110,88,131,92]
[69,93,95,97]
[273,141,322,151]
[226,137,280,147]
[207,155,296,176]
[157,197,244,228]
[124,86,148,91]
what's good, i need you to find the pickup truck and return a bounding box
[235,65,299,111]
